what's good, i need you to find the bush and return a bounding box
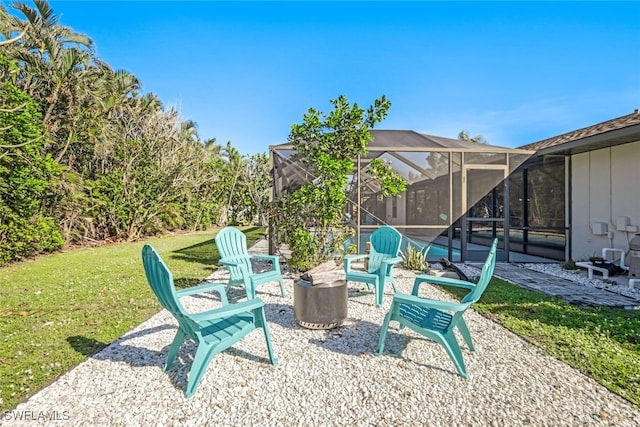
[0,61,64,264]
[561,260,581,270]
[401,244,430,272]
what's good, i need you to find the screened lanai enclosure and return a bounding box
[270,130,545,262]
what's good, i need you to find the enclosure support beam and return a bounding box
[504,175,511,263]
[356,155,361,253]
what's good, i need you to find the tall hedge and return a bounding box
[0,53,64,264]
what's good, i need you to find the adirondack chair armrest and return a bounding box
[343,254,368,271]
[189,298,265,321]
[411,274,475,296]
[219,258,252,276]
[393,293,468,312]
[250,254,281,272]
[382,256,403,268]
[176,282,229,305]
[219,257,244,268]
[379,256,403,275]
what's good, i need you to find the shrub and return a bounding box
[561,260,581,270]
[402,244,430,272]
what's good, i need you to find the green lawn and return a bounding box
[0,226,266,411]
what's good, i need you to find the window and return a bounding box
[392,196,398,218]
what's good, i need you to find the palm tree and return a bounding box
[458,129,487,144]
[4,1,98,166]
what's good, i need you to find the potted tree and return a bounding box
[272,95,406,328]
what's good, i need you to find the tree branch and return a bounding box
[0,29,27,46]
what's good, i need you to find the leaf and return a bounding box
[0,309,41,317]
[17,310,39,316]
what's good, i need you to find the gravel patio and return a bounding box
[5,260,640,426]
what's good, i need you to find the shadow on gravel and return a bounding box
[76,322,272,396]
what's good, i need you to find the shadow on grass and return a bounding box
[240,226,265,240]
[67,336,109,357]
[67,325,175,359]
[170,238,219,266]
[168,226,266,267]
[173,277,213,290]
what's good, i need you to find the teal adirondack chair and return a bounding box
[376,238,498,378]
[215,227,285,299]
[343,225,403,307]
[141,244,277,398]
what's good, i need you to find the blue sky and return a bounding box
[42,1,640,155]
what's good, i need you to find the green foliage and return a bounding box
[273,95,406,271]
[401,244,430,272]
[367,158,407,196]
[219,146,271,226]
[0,53,64,264]
[458,129,487,144]
[0,3,245,258]
[287,228,323,272]
[0,227,264,411]
[561,260,581,270]
[439,277,640,407]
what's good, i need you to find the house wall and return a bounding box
[571,140,640,261]
[384,194,407,226]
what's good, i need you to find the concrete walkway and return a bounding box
[477,262,640,310]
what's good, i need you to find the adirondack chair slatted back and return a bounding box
[368,226,402,273]
[142,245,199,335]
[461,238,498,305]
[344,225,403,307]
[215,227,285,298]
[216,227,253,277]
[399,303,453,332]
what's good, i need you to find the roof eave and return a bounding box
[534,123,640,156]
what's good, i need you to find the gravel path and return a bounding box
[4,266,640,426]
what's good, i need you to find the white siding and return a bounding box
[571,140,640,261]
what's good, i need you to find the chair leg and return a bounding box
[185,342,217,398]
[165,328,187,371]
[257,308,278,365]
[389,278,397,293]
[225,282,236,298]
[375,279,384,307]
[277,278,286,298]
[438,331,468,379]
[456,318,474,351]
[376,311,393,355]
[247,282,257,299]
